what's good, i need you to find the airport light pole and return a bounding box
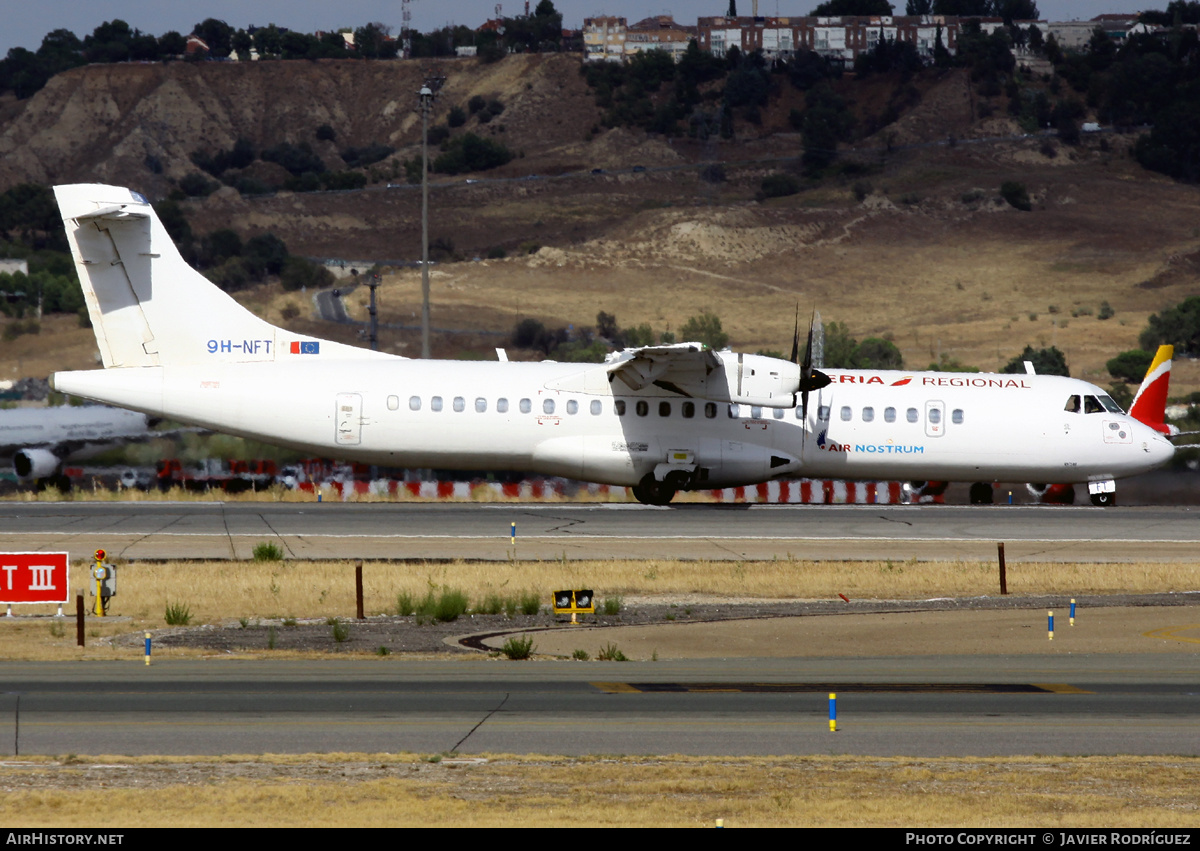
[419,83,434,359]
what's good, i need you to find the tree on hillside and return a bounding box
[1139,296,1200,357]
[1135,97,1200,184]
[811,1,894,14]
[799,82,855,174]
[931,0,1039,21]
[83,20,135,63]
[193,18,233,58]
[1001,345,1068,376]
[680,311,729,351]
[1107,350,1154,384]
[159,31,187,57]
[907,0,933,13]
[1140,1,1200,26]
[355,23,399,58]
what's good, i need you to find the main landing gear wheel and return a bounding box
[1090,491,1116,507]
[968,482,994,505]
[632,474,676,506]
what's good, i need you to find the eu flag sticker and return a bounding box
[290,341,320,355]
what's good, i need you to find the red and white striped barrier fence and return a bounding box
[299,478,907,503]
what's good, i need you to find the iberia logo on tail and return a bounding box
[1129,345,1177,436]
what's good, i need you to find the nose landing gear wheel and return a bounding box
[1090,491,1115,507]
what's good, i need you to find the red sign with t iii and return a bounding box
[1,552,69,604]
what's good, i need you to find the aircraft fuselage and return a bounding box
[52,359,1174,489]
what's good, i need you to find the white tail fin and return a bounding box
[54,184,384,368]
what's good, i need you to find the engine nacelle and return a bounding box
[13,448,63,480]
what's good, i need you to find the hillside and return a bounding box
[1,55,1199,396]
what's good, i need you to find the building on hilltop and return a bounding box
[697,14,976,64]
[625,15,696,61]
[583,16,627,63]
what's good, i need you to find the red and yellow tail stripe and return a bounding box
[1129,345,1173,433]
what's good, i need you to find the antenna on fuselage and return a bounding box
[1024,361,1036,375]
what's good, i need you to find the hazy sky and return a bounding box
[0,1,1154,56]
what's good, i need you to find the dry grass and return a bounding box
[3,557,1196,661]
[0,753,1195,827]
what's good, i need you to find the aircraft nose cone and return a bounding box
[1149,433,1175,468]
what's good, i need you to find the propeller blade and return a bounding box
[797,309,830,443]
[788,305,801,365]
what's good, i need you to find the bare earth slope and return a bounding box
[2,60,1199,392]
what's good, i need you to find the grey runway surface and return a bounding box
[2,501,1197,759]
[2,656,1198,758]
[0,502,1197,561]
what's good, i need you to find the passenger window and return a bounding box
[773,407,784,420]
[591,400,602,415]
[928,407,942,424]
[659,401,671,417]
[682,402,695,418]
[862,406,874,422]
[519,398,532,414]
[728,404,740,419]
[408,396,421,411]
[705,402,717,419]
[884,407,896,423]
[952,408,964,424]
[566,400,578,415]
[497,398,509,413]
[543,399,556,415]
[453,396,465,413]
[1084,395,1105,414]
[615,400,626,416]
[795,406,804,420]
[1064,395,1081,414]
[906,407,919,423]
[636,400,649,417]
[840,406,852,422]
[475,397,487,413]
[387,395,399,411]
[431,396,443,412]
[751,406,762,419]
[818,405,830,421]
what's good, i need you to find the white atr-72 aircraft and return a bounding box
[49,184,1176,506]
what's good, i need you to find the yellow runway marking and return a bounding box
[1142,624,1200,645]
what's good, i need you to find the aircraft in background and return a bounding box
[47,184,1177,506]
[1,404,156,489]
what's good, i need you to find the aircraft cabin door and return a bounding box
[924,400,945,438]
[335,393,363,446]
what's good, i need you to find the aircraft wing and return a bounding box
[605,344,722,395]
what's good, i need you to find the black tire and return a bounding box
[969,482,994,505]
[1090,491,1115,507]
[632,474,675,506]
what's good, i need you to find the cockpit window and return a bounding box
[1097,395,1124,413]
[1064,395,1080,414]
[1084,395,1105,414]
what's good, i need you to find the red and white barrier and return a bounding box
[299,477,905,503]
[710,480,905,504]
